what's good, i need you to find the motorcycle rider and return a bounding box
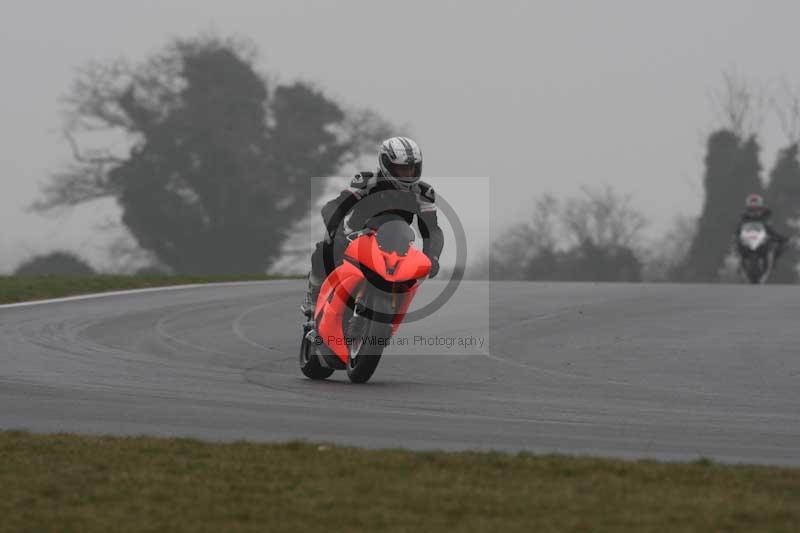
[301,136,444,316]
[735,193,787,259]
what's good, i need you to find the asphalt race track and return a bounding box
[1,280,798,466]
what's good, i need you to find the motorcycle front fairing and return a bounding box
[315,260,364,362]
[739,222,769,253]
[314,233,431,363]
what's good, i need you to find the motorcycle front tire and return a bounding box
[345,292,394,384]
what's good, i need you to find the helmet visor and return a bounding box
[386,161,422,183]
[391,163,416,178]
[380,153,422,182]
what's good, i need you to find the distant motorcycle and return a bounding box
[299,218,432,383]
[737,221,776,284]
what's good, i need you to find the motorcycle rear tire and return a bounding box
[299,332,335,380]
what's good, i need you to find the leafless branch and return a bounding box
[337,107,395,165]
[64,130,124,165]
[31,163,114,212]
[562,186,647,249]
[528,194,560,251]
[710,69,768,138]
[772,79,800,145]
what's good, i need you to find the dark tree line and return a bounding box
[675,130,764,281]
[485,125,799,284]
[27,61,800,283]
[484,73,800,284]
[677,76,800,283]
[677,132,800,284]
[14,252,95,276]
[767,143,800,282]
[34,36,390,275]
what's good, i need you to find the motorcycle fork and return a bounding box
[353,282,398,314]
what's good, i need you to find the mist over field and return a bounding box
[3,6,800,532]
[2,0,799,282]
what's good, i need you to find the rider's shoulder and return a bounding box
[348,172,377,194]
[416,180,436,203]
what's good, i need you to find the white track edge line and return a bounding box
[0,280,295,310]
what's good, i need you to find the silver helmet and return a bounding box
[378,136,422,188]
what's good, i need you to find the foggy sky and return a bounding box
[2,0,799,272]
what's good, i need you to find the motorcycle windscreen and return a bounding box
[375,219,415,255]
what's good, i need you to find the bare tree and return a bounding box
[709,69,769,138]
[772,80,800,145]
[338,108,395,167]
[527,193,560,251]
[484,187,647,281]
[561,186,647,249]
[474,195,559,280]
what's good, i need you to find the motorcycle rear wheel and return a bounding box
[299,330,335,380]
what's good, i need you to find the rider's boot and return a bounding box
[301,273,322,319]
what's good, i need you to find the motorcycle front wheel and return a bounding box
[344,292,394,384]
[740,255,762,284]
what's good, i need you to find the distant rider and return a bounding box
[734,193,787,259]
[302,136,444,316]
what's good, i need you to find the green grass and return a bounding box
[0,432,798,532]
[0,275,299,304]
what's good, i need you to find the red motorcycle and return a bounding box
[300,219,432,383]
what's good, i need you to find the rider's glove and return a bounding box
[428,256,440,279]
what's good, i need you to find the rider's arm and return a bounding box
[419,211,444,261]
[321,191,358,237]
[320,173,373,237]
[764,223,788,244]
[733,215,748,240]
[417,184,444,260]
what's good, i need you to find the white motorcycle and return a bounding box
[737,222,775,284]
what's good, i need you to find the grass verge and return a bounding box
[0,275,299,305]
[1,431,798,532]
